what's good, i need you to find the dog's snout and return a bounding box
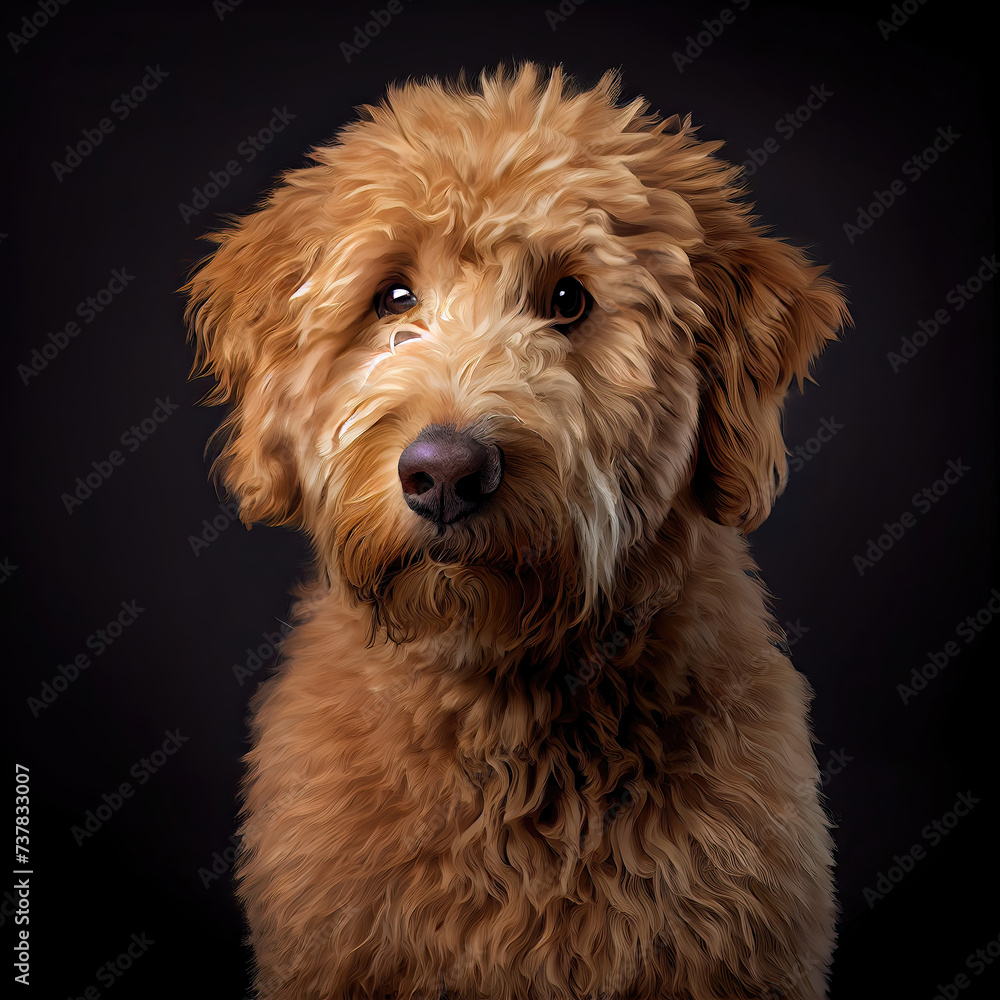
[398,425,504,525]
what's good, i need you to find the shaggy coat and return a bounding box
[186,64,849,1000]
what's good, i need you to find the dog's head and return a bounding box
[185,63,848,651]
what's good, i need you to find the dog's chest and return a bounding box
[408,648,673,886]
[409,696,667,895]
[392,739,674,998]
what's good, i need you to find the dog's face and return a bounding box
[186,64,847,652]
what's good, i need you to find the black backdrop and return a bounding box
[2,1,996,998]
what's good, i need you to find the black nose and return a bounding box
[398,425,504,525]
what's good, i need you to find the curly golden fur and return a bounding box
[185,63,850,1000]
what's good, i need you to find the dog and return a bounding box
[186,63,849,1000]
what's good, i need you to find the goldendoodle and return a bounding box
[186,63,849,1000]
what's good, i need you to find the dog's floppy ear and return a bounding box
[613,102,850,535]
[690,227,849,534]
[183,185,324,527]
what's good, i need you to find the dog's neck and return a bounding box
[282,497,772,835]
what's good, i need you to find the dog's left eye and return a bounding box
[375,283,419,318]
[550,277,592,334]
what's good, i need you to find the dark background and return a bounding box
[2,1,996,997]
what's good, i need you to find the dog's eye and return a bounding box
[375,283,418,318]
[550,277,592,334]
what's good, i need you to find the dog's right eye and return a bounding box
[550,277,592,334]
[375,283,419,318]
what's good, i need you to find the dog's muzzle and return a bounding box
[398,424,504,525]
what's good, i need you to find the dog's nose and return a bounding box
[398,425,504,525]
